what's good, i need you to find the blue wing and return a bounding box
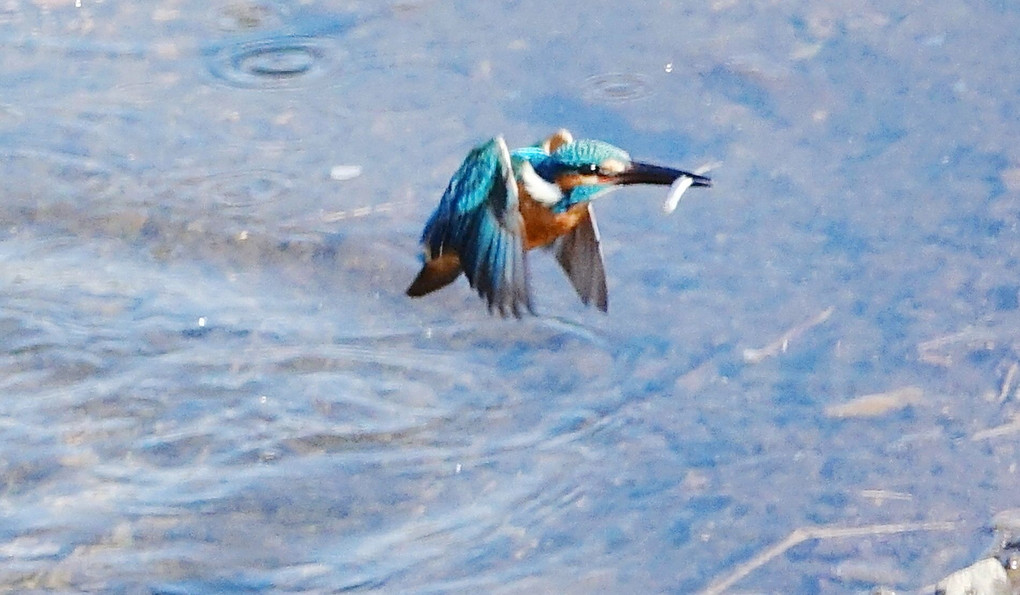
[417,137,533,317]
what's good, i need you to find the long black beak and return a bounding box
[616,161,712,187]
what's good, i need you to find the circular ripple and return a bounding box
[203,169,294,208]
[582,73,654,104]
[0,149,116,198]
[206,36,336,89]
[165,169,294,208]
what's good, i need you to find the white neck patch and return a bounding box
[518,161,563,206]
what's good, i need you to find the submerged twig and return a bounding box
[999,362,1019,404]
[971,413,1020,441]
[700,520,957,595]
[743,306,834,364]
[320,199,415,222]
[824,386,924,419]
[916,326,1000,367]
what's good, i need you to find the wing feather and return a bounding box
[418,137,533,317]
[554,204,608,312]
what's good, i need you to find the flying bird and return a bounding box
[407,129,710,317]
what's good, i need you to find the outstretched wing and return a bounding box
[554,204,608,312]
[419,137,533,317]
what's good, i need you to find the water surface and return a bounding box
[2,0,1019,591]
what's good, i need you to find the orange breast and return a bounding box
[518,195,589,250]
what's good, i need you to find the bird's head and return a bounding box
[514,129,711,213]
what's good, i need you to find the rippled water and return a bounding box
[2,0,1019,592]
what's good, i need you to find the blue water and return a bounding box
[2,1,1019,592]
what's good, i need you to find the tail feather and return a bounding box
[406,253,463,297]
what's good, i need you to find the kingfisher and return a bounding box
[406,129,711,317]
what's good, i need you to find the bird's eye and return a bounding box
[578,163,600,175]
